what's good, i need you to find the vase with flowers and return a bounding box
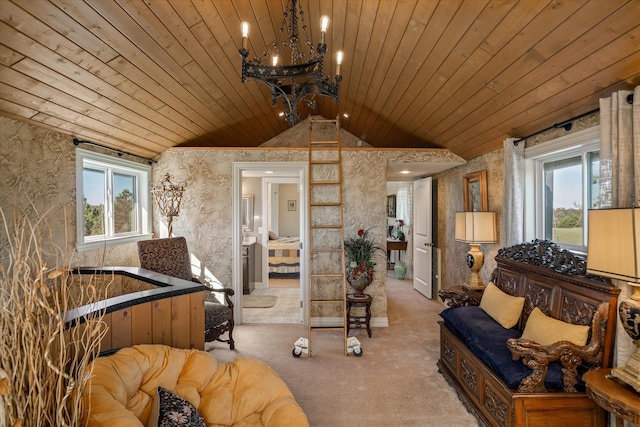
[396,219,405,241]
[344,228,385,298]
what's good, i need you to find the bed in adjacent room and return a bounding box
[268,235,300,278]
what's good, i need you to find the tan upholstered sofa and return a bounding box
[84,344,309,426]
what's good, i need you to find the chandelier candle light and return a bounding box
[239,0,344,126]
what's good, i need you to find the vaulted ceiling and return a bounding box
[0,0,638,160]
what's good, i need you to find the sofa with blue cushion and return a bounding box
[437,240,620,427]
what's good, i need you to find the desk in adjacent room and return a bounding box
[387,239,407,269]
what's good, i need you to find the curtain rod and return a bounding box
[73,138,156,164]
[512,93,634,146]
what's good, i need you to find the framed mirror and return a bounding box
[242,194,254,231]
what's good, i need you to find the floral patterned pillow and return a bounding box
[147,386,205,427]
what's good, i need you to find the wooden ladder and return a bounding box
[305,115,347,357]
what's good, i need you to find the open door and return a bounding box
[413,177,433,298]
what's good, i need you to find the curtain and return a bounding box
[599,86,640,208]
[598,86,639,376]
[501,137,525,247]
[396,183,412,227]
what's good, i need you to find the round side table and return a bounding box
[583,368,640,427]
[346,293,373,338]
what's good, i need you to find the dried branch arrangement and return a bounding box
[0,208,109,427]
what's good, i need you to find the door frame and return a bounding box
[261,177,302,291]
[413,176,433,299]
[232,162,309,325]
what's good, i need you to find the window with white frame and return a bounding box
[76,149,151,250]
[524,127,600,254]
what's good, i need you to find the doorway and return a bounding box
[233,162,308,325]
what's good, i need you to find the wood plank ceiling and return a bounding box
[0,0,638,160]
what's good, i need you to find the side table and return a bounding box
[438,285,484,307]
[583,368,639,427]
[346,293,372,338]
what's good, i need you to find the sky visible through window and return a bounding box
[83,168,104,205]
[552,165,580,209]
[83,169,134,205]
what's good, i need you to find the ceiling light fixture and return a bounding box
[239,0,343,126]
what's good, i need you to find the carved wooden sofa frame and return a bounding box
[437,240,620,427]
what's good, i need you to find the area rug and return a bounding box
[242,295,277,308]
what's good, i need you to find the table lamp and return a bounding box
[586,207,640,392]
[455,211,497,291]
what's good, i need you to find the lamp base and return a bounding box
[610,345,640,393]
[612,295,640,392]
[463,244,486,291]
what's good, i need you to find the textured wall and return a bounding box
[0,117,142,267]
[154,142,464,319]
[433,113,600,293]
[434,150,504,291]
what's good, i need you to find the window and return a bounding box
[76,149,151,250]
[525,127,600,253]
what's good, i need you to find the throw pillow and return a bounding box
[521,307,590,346]
[479,282,525,329]
[147,386,205,427]
[268,231,278,240]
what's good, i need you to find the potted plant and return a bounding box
[344,228,385,298]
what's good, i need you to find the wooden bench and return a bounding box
[438,240,620,427]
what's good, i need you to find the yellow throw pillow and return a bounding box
[479,282,525,329]
[521,307,590,346]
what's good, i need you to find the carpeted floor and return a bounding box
[208,273,480,427]
[242,288,301,323]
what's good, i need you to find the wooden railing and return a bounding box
[64,267,206,354]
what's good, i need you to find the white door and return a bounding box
[413,177,433,298]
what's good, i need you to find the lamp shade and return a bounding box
[586,207,640,283]
[455,212,497,244]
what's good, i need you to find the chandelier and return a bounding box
[239,0,343,126]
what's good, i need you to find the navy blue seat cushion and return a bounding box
[440,306,569,390]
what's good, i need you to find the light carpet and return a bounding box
[242,294,278,308]
[208,273,480,427]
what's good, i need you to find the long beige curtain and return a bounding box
[501,137,525,247]
[598,85,639,372]
[599,86,640,208]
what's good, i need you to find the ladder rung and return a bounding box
[310,248,342,253]
[311,225,343,229]
[310,202,341,207]
[310,181,340,185]
[310,160,339,164]
[310,273,344,278]
[310,299,344,304]
[310,326,345,331]
[310,118,339,123]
